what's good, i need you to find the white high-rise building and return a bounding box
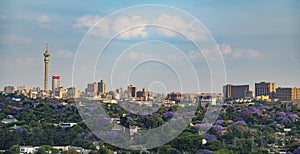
[52,76,60,92]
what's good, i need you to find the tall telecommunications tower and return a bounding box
[43,44,50,91]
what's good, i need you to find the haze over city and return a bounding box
[1,1,299,93]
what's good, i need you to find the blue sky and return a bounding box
[0,1,299,93]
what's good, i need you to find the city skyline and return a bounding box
[0,1,300,93]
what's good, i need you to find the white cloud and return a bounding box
[74,15,148,39]
[56,50,74,58]
[188,44,261,61]
[152,14,207,41]
[73,14,207,40]
[233,49,261,58]
[38,15,50,24]
[128,51,153,60]
[219,44,232,55]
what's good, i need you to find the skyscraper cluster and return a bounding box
[223,81,300,102]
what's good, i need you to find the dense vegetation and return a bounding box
[0,93,299,154]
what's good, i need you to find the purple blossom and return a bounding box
[140,123,145,128]
[287,113,299,121]
[250,129,257,134]
[216,120,224,125]
[276,116,291,122]
[282,116,291,122]
[51,104,61,108]
[241,109,251,117]
[81,132,93,139]
[107,130,118,138]
[11,108,20,114]
[95,118,110,127]
[204,133,217,141]
[170,118,177,123]
[269,110,275,114]
[55,108,64,113]
[234,117,244,122]
[293,146,300,153]
[268,121,277,127]
[252,108,262,116]
[140,112,149,116]
[197,149,212,154]
[0,103,5,109]
[151,113,158,117]
[66,104,74,109]
[216,115,222,120]
[127,117,133,121]
[212,125,224,131]
[162,111,175,119]
[16,127,26,133]
[277,111,286,117]
[230,120,246,127]
[46,98,55,103]
[194,123,212,131]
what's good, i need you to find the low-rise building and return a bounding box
[1,115,18,124]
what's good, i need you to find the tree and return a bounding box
[67,148,77,154]
[213,149,233,154]
[6,145,20,154]
[157,145,180,154]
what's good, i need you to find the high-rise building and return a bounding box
[223,84,250,99]
[255,82,276,99]
[85,82,98,97]
[276,87,298,101]
[167,92,181,103]
[127,85,137,98]
[16,86,30,96]
[43,44,50,91]
[98,80,106,94]
[137,88,149,101]
[297,88,300,100]
[67,87,80,98]
[54,87,65,99]
[52,76,60,92]
[4,86,15,94]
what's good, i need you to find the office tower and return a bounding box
[54,87,65,99]
[167,92,181,102]
[276,87,297,101]
[52,76,60,92]
[127,85,137,98]
[4,86,15,94]
[223,84,250,99]
[137,88,149,101]
[86,82,98,97]
[43,44,50,91]
[67,87,81,98]
[255,82,276,99]
[98,80,106,94]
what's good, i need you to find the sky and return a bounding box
[0,0,299,93]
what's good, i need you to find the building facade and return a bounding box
[67,87,81,98]
[223,84,250,99]
[137,88,149,101]
[276,87,300,101]
[4,86,15,94]
[52,76,60,92]
[97,80,106,94]
[255,82,276,99]
[86,82,98,97]
[127,85,137,98]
